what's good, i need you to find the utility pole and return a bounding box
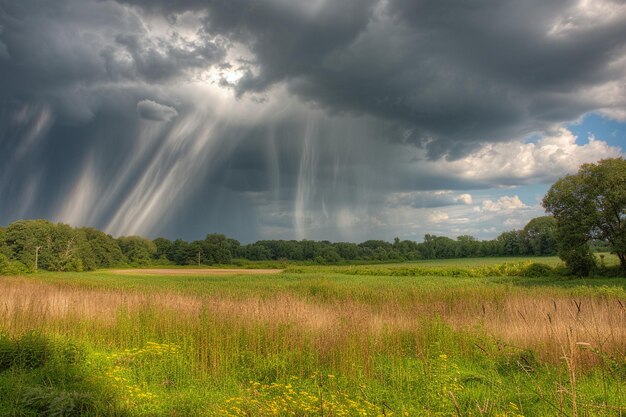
[34,245,41,272]
[197,249,201,266]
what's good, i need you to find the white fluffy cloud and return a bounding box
[372,195,543,240]
[136,100,179,122]
[386,191,473,208]
[480,195,528,212]
[425,128,622,184]
[428,211,450,223]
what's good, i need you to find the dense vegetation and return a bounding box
[0,260,624,416]
[0,217,558,273]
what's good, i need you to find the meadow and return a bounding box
[0,256,624,416]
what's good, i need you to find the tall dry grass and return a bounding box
[1,275,623,377]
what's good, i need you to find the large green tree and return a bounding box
[543,158,626,275]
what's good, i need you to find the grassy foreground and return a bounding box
[0,257,624,416]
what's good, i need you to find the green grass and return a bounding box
[30,257,626,300]
[1,257,624,416]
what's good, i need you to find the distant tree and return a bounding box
[226,238,241,258]
[543,158,626,274]
[0,226,10,258]
[287,241,300,260]
[392,238,421,260]
[320,247,342,263]
[455,235,480,258]
[419,235,456,259]
[372,247,389,261]
[522,216,557,256]
[243,243,272,261]
[359,240,392,251]
[478,239,499,257]
[4,220,86,271]
[255,240,307,261]
[47,222,87,271]
[299,240,317,260]
[152,237,174,262]
[170,239,192,264]
[117,236,156,265]
[496,230,527,256]
[334,242,359,260]
[205,234,232,264]
[4,219,52,271]
[80,227,124,269]
[188,240,206,265]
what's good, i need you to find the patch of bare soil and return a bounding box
[109,268,283,276]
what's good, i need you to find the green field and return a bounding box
[0,257,624,416]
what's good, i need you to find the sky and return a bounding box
[1,0,625,243]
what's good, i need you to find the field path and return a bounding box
[109,268,283,275]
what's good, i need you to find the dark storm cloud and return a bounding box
[119,0,379,94]
[4,0,626,150]
[112,31,224,82]
[0,0,224,123]
[117,0,626,157]
[0,25,9,60]
[1,0,625,242]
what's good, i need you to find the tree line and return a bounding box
[1,158,623,276]
[0,216,557,273]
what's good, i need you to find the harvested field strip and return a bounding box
[109,268,283,275]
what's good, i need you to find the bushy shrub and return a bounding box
[330,262,559,278]
[65,258,84,272]
[0,333,16,371]
[520,262,554,277]
[19,386,97,417]
[559,246,597,276]
[0,253,28,275]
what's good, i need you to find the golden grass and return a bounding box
[1,275,623,374]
